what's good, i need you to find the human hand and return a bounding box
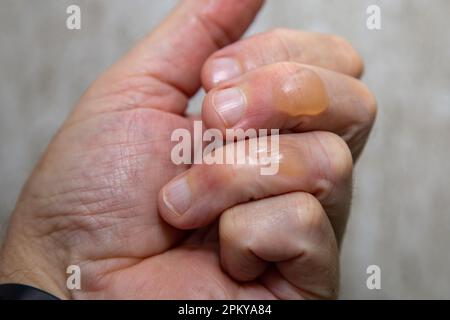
[0,0,375,299]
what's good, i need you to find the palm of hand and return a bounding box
[21,105,292,299]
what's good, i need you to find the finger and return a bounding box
[202,62,377,160]
[82,0,264,114]
[202,28,364,89]
[158,131,352,242]
[219,192,339,299]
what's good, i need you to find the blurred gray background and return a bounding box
[1,0,449,299]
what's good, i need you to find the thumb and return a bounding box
[84,0,264,114]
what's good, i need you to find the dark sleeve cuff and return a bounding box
[0,283,60,300]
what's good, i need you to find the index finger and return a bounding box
[202,28,364,90]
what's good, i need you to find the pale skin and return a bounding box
[0,0,376,299]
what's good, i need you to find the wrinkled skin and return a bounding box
[0,0,376,300]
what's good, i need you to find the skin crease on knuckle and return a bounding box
[314,132,353,191]
[259,194,326,256]
[276,133,352,205]
[218,192,338,295]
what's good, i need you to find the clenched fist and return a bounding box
[0,0,376,299]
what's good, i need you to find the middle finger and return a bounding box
[202,62,377,159]
[158,131,353,241]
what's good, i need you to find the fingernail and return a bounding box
[210,57,242,85]
[212,87,246,127]
[163,177,192,216]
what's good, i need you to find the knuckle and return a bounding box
[314,132,353,187]
[219,207,243,244]
[328,34,365,77]
[219,211,234,242]
[359,84,378,127]
[348,49,365,78]
[290,193,325,233]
